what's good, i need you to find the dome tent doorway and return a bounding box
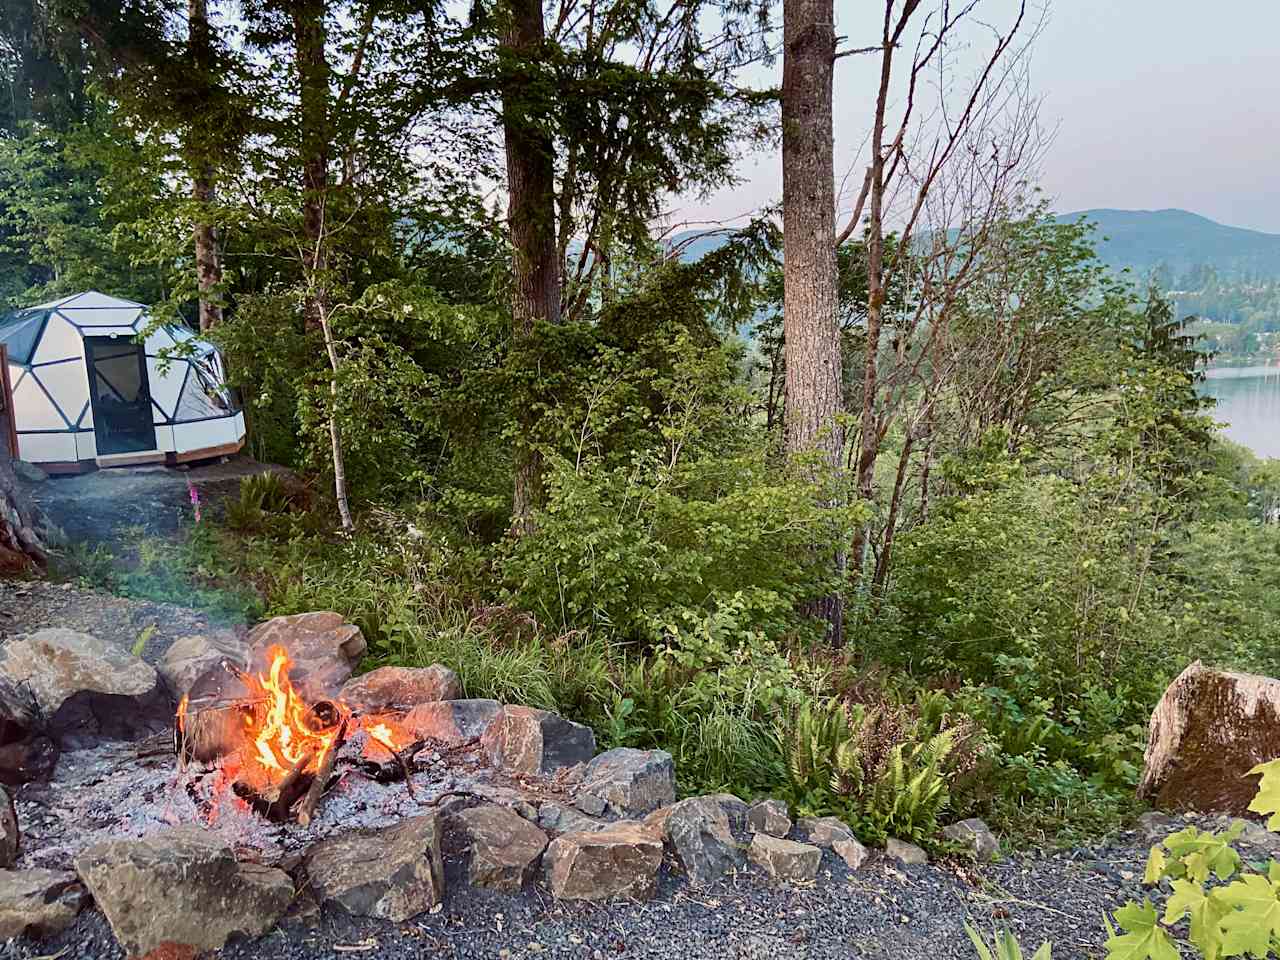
[0,291,246,473]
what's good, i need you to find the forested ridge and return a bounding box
[2,0,1280,850]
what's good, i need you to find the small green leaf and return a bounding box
[1105,900,1181,960]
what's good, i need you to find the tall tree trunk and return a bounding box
[188,0,223,333]
[501,0,561,535]
[782,0,843,641]
[293,0,329,333]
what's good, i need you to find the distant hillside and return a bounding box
[1054,208,1280,281]
[667,208,1280,282]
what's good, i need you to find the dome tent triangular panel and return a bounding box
[33,362,90,428]
[0,311,49,364]
[1,291,246,471]
[12,372,67,429]
[59,306,146,327]
[30,314,82,365]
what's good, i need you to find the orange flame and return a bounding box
[242,645,347,778]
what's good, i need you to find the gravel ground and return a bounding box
[28,455,285,549]
[2,834,1180,960]
[0,578,242,663]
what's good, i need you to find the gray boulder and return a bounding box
[747,798,792,838]
[885,837,928,865]
[748,834,821,882]
[74,827,293,957]
[403,699,502,746]
[0,786,15,867]
[340,665,462,712]
[157,632,247,698]
[794,816,855,847]
[943,818,999,861]
[304,814,444,921]
[833,837,869,871]
[537,801,608,836]
[661,796,746,886]
[246,611,366,697]
[481,705,596,777]
[0,628,172,748]
[0,868,87,939]
[452,804,548,892]
[576,748,675,819]
[544,822,663,900]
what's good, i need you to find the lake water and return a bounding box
[1200,365,1280,460]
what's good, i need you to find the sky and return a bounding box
[671,0,1280,235]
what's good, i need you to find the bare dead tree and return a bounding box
[832,0,1045,581]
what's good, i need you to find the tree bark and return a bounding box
[501,0,561,535]
[782,0,843,641]
[849,24,895,581]
[293,0,330,333]
[188,0,223,333]
[0,450,47,574]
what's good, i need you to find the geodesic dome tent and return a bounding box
[0,291,245,472]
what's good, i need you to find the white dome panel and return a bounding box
[77,327,138,339]
[144,326,178,353]
[147,356,186,420]
[61,292,144,309]
[31,315,83,364]
[33,362,90,427]
[13,372,68,429]
[60,307,144,327]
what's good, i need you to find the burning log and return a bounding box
[297,715,349,827]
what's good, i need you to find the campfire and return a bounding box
[175,645,416,824]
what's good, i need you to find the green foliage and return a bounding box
[223,472,302,533]
[1107,760,1280,960]
[966,923,1052,960]
[776,694,970,844]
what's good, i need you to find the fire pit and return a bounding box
[0,611,684,959]
[175,644,418,824]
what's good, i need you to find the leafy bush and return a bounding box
[777,691,983,844]
[1105,759,1280,960]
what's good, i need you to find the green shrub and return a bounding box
[1104,759,1280,960]
[776,690,981,845]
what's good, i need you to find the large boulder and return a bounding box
[451,804,548,892]
[660,796,745,886]
[576,748,675,820]
[544,822,663,900]
[304,814,444,921]
[403,699,502,746]
[74,827,293,957]
[0,628,172,748]
[340,665,462,712]
[1138,662,1280,816]
[481,705,596,777]
[157,632,247,698]
[246,612,366,698]
[0,868,88,939]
